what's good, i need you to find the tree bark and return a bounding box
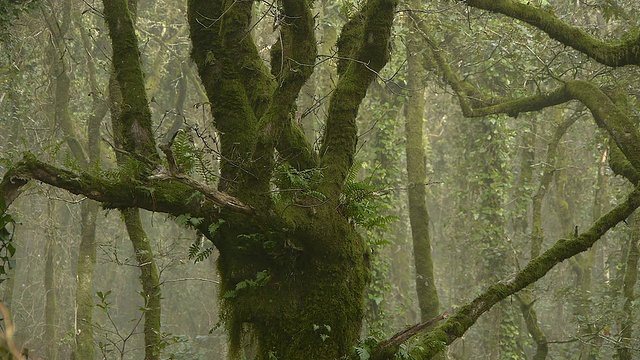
[122,208,162,360]
[616,211,639,360]
[103,1,163,359]
[405,12,440,322]
[44,200,58,360]
[73,7,107,358]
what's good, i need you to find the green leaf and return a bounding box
[208,219,225,235]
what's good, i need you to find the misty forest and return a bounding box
[0,0,639,359]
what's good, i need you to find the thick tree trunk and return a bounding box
[214,210,370,359]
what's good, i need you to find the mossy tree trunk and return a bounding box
[516,112,578,360]
[555,142,598,359]
[73,7,107,358]
[405,11,440,323]
[103,0,163,359]
[122,208,162,360]
[44,200,58,360]
[616,211,639,360]
[42,3,74,357]
[511,114,549,360]
[186,0,396,357]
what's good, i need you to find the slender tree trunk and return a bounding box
[554,143,598,359]
[513,115,549,359]
[103,1,163,358]
[122,208,162,360]
[75,200,98,359]
[361,81,405,334]
[405,12,440,322]
[42,3,74,356]
[109,60,163,360]
[616,211,639,360]
[44,4,107,357]
[44,200,58,360]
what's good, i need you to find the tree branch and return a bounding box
[187,0,262,191]
[564,80,640,172]
[319,0,397,196]
[413,18,572,118]
[1,153,253,217]
[417,21,640,176]
[412,184,640,359]
[103,0,159,161]
[251,0,318,182]
[462,0,640,67]
[268,0,318,171]
[373,313,449,358]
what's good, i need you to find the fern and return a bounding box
[172,130,196,174]
[271,162,324,203]
[339,162,398,231]
[188,241,214,263]
[354,346,370,360]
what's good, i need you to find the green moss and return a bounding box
[320,0,397,197]
[210,206,370,359]
[103,0,158,162]
[122,208,162,360]
[609,143,640,184]
[566,81,640,172]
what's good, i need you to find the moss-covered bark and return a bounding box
[319,0,396,196]
[554,142,599,359]
[187,0,264,193]
[517,111,577,360]
[202,203,370,359]
[42,5,73,358]
[44,4,106,356]
[532,114,577,257]
[187,0,396,357]
[73,9,107,357]
[405,12,440,322]
[616,211,639,360]
[122,208,161,360]
[462,0,640,67]
[75,199,98,359]
[512,114,548,360]
[515,290,548,360]
[103,0,158,162]
[103,1,163,359]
